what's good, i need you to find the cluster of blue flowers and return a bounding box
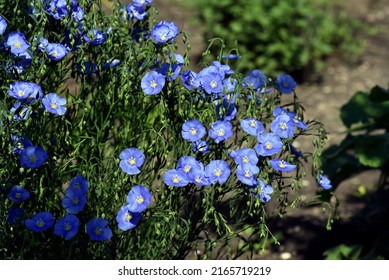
[7,173,113,241]
[118,148,152,231]
[137,25,333,200]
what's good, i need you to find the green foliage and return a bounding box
[323,84,389,188]
[189,0,364,79]
[0,0,331,259]
[324,244,362,260]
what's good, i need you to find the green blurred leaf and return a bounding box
[355,134,389,168]
[324,244,362,260]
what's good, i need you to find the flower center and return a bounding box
[72,197,79,205]
[30,155,37,163]
[17,90,25,97]
[190,128,197,135]
[218,129,225,137]
[184,165,191,173]
[214,168,222,177]
[65,223,72,231]
[210,80,217,89]
[128,157,136,165]
[160,34,167,41]
[51,102,57,109]
[280,122,287,130]
[242,156,249,163]
[15,193,22,198]
[14,41,21,48]
[94,227,102,235]
[150,80,157,88]
[278,160,286,168]
[249,120,256,127]
[244,170,252,178]
[37,219,45,228]
[136,195,144,204]
[125,213,132,221]
[195,176,201,183]
[265,142,272,149]
[172,175,180,183]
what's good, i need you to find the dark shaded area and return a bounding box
[265,184,389,259]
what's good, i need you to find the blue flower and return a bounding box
[205,160,230,185]
[67,174,89,194]
[19,145,48,168]
[12,135,32,154]
[198,66,224,94]
[102,58,121,69]
[83,28,106,45]
[62,187,87,214]
[86,218,112,241]
[45,0,69,20]
[7,207,25,224]
[241,118,265,136]
[222,77,238,93]
[8,81,43,102]
[77,61,97,74]
[236,163,259,186]
[270,159,296,172]
[275,74,297,94]
[212,61,234,76]
[208,120,233,143]
[156,62,181,81]
[187,169,211,187]
[119,147,145,175]
[192,140,209,154]
[46,43,68,61]
[181,119,206,142]
[255,133,283,156]
[5,32,30,55]
[181,70,200,90]
[176,156,203,175]
[242,69,267,91]
[292,115,308,130]
[42,93,67,115]
[54,214,79,240]
[126,185,152,212]
[8,185,30,203]
[252,180,273,202]
[0,16,7,35]
[216,98,237,121]
[141,71,166,95]
[126,4,147,20]
[163,169,189,187]
[230,148,258,165]
[71,3,84,23]
[270,114,295,139]
[151,20,179,43]
[25,211,55,232]
[317,174,332,190]
[116,206,142,231]
[11,101,31,121]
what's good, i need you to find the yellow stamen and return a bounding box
[172,175,180,183]
[249,120,256,127]
[210,80,217,88]
[14,41,21,48]
[128,157,136,165]
[190,128,197,135]
[136,195,144,204]
[265,142,272,149]
[218,129,225,137]
[214,169,222,177]
[150,80,157,88]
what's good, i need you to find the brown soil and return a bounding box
[153,0,389,259]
